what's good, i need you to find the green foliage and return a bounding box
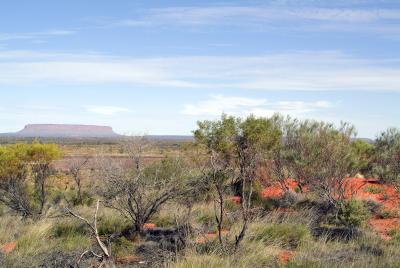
[378,209,398,219]
[51,220,88,238]
[364,186,384,194]
[50,219,91,251]
[196,211,215,226]
[249,223,311,249]
[25,141,61,163]
[0,142,61,217]
[112,236,136,257]
[350,139,374,175]
[284,119,357,203]
[373,128,400,186]
[97,214,130,236]
[153,214,175,227]
[194,114,238,156]
[388,229,400,242]
[338,200,370,227]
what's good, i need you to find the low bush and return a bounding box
[337,200,370,227]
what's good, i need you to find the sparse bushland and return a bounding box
[1,115,400,268]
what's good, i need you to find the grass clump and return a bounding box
[97,210,130,236]
[112,236,136,257]
[51,219,88,238]
[364,186,384,195]
[51,219,91,251]
[249,222,311,249]
[378,209,398,219]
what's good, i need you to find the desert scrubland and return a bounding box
[1,114,400,268]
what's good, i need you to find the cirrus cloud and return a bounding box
[181,95,334,118]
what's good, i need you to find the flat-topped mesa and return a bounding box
[17,124,120,138]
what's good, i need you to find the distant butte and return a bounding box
[15,124,120,138]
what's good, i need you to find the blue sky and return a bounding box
[1,0,400,137]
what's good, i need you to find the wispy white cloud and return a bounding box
[182,95,268,116]
[0,29,76,42]
[1,50,400,91]
[111,6,400,34]
[86,106,131,116]
[181,95,333,117]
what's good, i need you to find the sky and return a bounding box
[1,0,400,138]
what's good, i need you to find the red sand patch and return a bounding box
[143,223,157,229]
[262,179,299,199]
[368,218,400,240]
[1,242,17,253]
[279,250,295,264]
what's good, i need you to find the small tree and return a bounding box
[27,142,61,215]
[0,142,61,217]
[285,120,357,207]
[234,115,282,250]
[100,156,191,235]
[194,115,237,248]
[0,145,33,217]
[67,155,90,205]
[373,128,400,188]
[194,114,282,250]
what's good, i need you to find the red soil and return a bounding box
[368,218,400,240]
[279,250,295,264]
[143,223,157,229]
[1,242,17,253]
[261,179,299,199]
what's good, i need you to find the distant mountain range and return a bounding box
[0,124,194,142]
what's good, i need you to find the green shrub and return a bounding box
[249,223,311,249]
[338,200,370,227]
[364,186,384,194]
